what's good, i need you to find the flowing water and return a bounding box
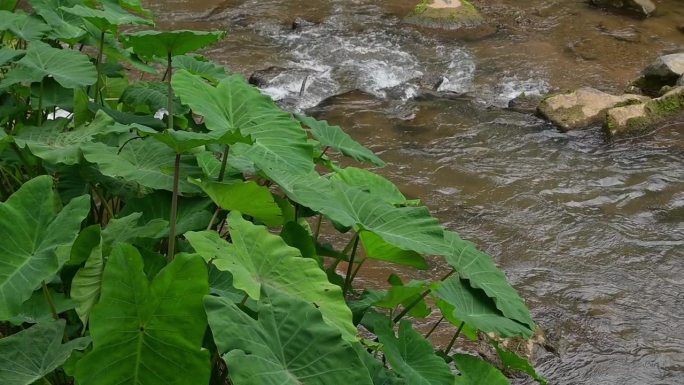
[148,1,684,383]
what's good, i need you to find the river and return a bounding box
[147,1,684,383]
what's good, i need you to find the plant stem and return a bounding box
[166,52,174,130]
[218,145,229,181]
[165,52,179,261]
[392,269,455,324]
[313,214,322,240]
[37,78,44,126]
[425,316,444,339]
[343,235,360,296]
[91,186,113,224]
[444,321,465,354]
[206,207,221,231]
[167,153,181,260]
[94,31,105,105]
[42,377,53,385]
[349,257,366,284]
[41,282,58,320]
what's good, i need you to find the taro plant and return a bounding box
[0,1,547,384]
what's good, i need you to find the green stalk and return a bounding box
[424,316,444,339]
[342,235,360,296]
[313,214,322,240]
[166,52,179,260]
[41,282,58,320]
[218,145,229,181]
[166,53,174,130]
[94,31,105,105]
[37,78,44,126]
[167,153,181,260]
[444,321,465,354]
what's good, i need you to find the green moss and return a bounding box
[647,89,684,116]
[414,0,431,14]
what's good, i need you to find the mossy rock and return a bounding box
[605,86,684,138]
[405,0,484,30]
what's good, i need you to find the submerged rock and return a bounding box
[404,0,485,30]
[590,0,656,17]
[631,53,684,96]
[507,93,544,114]
[537,87,648,131]
[605,86,684,137]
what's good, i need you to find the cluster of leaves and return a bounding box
[0,1,547,384]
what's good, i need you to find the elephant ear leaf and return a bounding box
[75,244,210,385]
[185,211,356,341]
[0,176,90,320]
[295,113,385,167]
[454,354,510,385]
[122,30,225,59]
[375,320,455,385]
[205,288,374,385]
[0,320,90,385]
[1,41,96,89]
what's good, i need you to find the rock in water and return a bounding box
[537,87,648,131]
[631,53,684,96]
[590,0,656,17]
[404,0,484,30]
[605,86,684,137]
[508,93,544,114]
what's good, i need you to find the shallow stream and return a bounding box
[148,1,684,383]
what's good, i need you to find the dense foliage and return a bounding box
[0,1,546,384]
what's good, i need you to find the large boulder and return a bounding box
[605,86,684,137]
[631,53,684,96]
[404,0,485,30]
[590,0,656,17]
[537,87,648,131]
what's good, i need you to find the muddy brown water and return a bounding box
[147,0,684,383]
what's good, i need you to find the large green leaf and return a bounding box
[101,213,167,251]
[70,239,103,327]
[332,167,409,206]
[271,171,449,257]
[205,288,374,385]
[122,30,225,58]
[121,81,187,115]
[13,111,127,165]
[359,230,427,269]
[0,47,24,66]
[60,1,152,30]
[433,276,532,337]
[354,344,406,385]
[75,245,210,385]
[453,354,510,385]
[119,191,213,237]
[296,114,385,167]
[185,212,356,341]
[0,10,51,41]
[82,138,201,193]
[6,288,75,325]
[1,42,96,89]
[375,320,455,385]
[0,320,90,385]
[31,0,86,41]
[0,176,90,320]
[191,178,282,227]
[172,71,314,174]
[444,231,534,332]
[172,54,226,83]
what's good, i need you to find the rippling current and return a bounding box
[149,0,684,383]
